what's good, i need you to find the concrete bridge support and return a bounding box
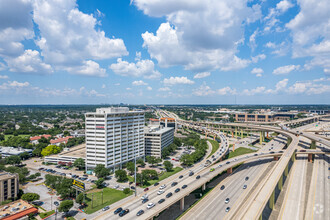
[241,129,243,138]
[227,167,232,174]
[180,197,185,211]
[308,153,313,162]
[274,156,279,161]
[269,190,275,209]
[202,183,206,191]
[260,131,263,145]
[235,127,238,137]
[291,153,296,162]
[284,164,289,177]
[278,174,283,190]
[311,140,316,149]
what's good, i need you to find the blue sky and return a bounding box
[0,0,329,104]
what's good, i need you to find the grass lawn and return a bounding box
[39,210,55,219]
[128,167,184,188]
[84,188,132,214]
[207,140,219,158]
[4,134,30,140]
[227,147,256,159]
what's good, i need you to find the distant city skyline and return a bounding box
[0,0,329,105]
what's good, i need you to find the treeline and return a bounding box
[161,137,182,159]
[180,133,208,166]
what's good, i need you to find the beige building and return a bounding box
[145,126,174,158]
[0,172,19,203]
[235,113,296,122]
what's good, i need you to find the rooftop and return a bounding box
[46,143,85,159]
[50,136,73,144]
[0,200,37,220]
[0,172,18,181]
[0,147,33,156]
[86,107,144,115]
[30,134,51,141]
[145,126,174,135]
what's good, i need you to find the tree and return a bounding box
[5,155,21,165]
[173,137,182,147]
[41,145,61,156]
[76,193,84,205]
[0,134,4,141]
[123,188,130,194]
[126,162,137,174]
[95,178,104,189]
[63,131,70,137]
[19,152,30,160]
[163,161,173,172]
[146,156,161,167]
[58,200,73,215]
[115,169,128,182]
[94,164,110,179]
[180,154,194,166]
[21,193,40,202]
[136,158,145,167]
[141,169,158,182]
[73,158,85,170]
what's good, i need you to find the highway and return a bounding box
[278,155,308,219]
[305,154,330,220]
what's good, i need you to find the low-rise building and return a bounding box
[235,113,296,122]
[29,134,51,145]
[0,199,38,220]
[160,117,176,128]
[50,136,73,146]
[0,172,19,203]
[0,147,33,158]
[145,126,174,158]
[44,143,85,164]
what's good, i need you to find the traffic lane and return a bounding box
[280,156,307,220]
[314,155,329,220]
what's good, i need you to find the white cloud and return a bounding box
[273,64,300,75]
[266,78,289,94]
[251,54,266,63]
[137,0,258,72]
[126,87,132,90]
[147,86,152,91]
[5,49,52,74]
[132,80,148,86]
[65,60,106,77]
[110,58,161,79]
[163,76,194,86]
[114,83,120,86]
[286,0,330,71]
[276,0,294,13]
[102,84,106,89]
[217,87,237,95]
[249,29,258,51]
[242,86,266,96]
[193,82,215,96]
[0,80,30,90]
[251,68,263,77]
[158,87,171,92]
[0,75,9,79]
[265,42,276,48]
[193,72,211,79]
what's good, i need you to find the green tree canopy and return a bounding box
[41,145,61,156]
[115,169,128,182]
[95,178,104,189]
[142,169,158,182]
[94,164,110,179]
[58,200,73,214]
[5,155,21,165]
[163,161,173,172]
[76,193,84,205]
[136,158,145,167]
[126,161,137,174]
[21,193,40,202]
[73,158,85,170]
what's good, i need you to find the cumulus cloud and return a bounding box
[137,0,259,72]
[146,86,152,91]
[65,60,106,77]
[273,64,300,75]
[217,87,237,95]
[110,58,161,79]
[276,0,294,13]
[132,80,148,86]
[266,78,289,94]
[242,86,266,96]
[5,50,52,74]
[158,87,171,92]
[251,68,263,77]
[286,0,330,72]
[0,75,9,79]
[193,82,215,96]
[193,72,211,79]
[163,76,194,86]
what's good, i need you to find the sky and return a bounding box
[0,0,329,105]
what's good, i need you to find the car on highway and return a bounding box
[171,182,178,187]
[196,175,201,179]
[225,198,230,204]
[54,201,59,206]
[210,168,215,172]
[226,161,230,164]
[243,185,247,189]
[189,171,194,176]
[147,202,155,209]
[130,186,135,190]
[254,154,258,156]
[142,198,149,204]
[220,185,225,190]
[245,176,249,181]
[270,151,275,154]
[119,209,129,217]
[160,184,166,190]
[154,182,159,186]
[300,150,306,152]
[158,198,165,204]
[136,210,144,216]
[102,206,110,211]
[141,194,148,200]
[225,207,230,212]
[175,188,180,193]
[182,185,187,189]
[166,192,173,198]
[179,175,184,179]
[218,164,222,168]
[157,190,165,195]
[144,187,149,192]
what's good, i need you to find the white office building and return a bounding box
[85,107,145,171]
[145,126,174,158]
